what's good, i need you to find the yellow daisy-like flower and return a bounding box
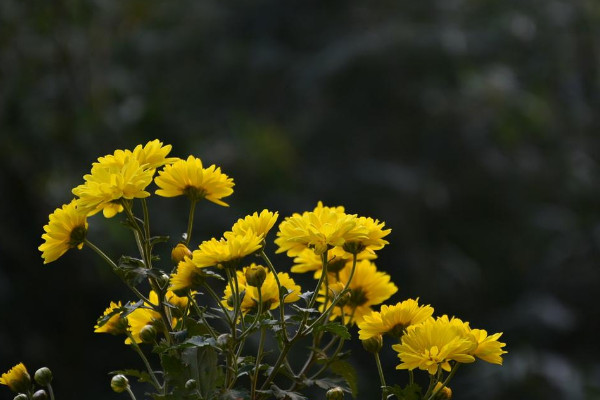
[322,259,398,325]
[0,363,31,393]
[192,231,263,269]
[73,156,154,217]
[469,329,507,365]
[230,209,279,239]
[39,200,88,264]
[154,155,234,206]
[392,316,478,375]
[291,246,376,278]
[170,256,205,292]
[96,139,177,171]
[357,298,435,340]
[94,301,128,335]
[275,202,369,256]
[343,216,391,254]
[223,264,301,314]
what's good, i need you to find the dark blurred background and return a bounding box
[1,0,600,399]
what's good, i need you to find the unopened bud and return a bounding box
[361,335,383,354]
[111,374,129,393]
[217,333,233,349]
[185,379,197,390]
[171,243,193,264]
[326,387,345,400]
[139,325,157,344]
[245,265,267,288]
[32,389,48,400]
[433,382,452,399]
[34,367,53,386]
[156,273,170,288]
[13,395,28,400]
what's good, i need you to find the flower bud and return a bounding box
[326,387,345,400]
[156,273,171,289]
[171,243,193,264]
[185,379,197,390]
[34,367,53,386]
[245,265,267,288]
[111,374,129,393]
[361,335,383,354]
[139,325,157,344]
[433,382,452,399]
[217,333,233,349]
[32,389,48,400]
[13,395,28,400]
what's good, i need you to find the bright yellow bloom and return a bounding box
[0,363,31,393]
[94,301,128,335]
[433,382,453,399]
[192,231,262,269]
[39,200,88,264]
[357,299,434,340]
[154,155,234,206]
[291,246,375,278]
[275,202,369,256]
[73,156,153,217]
[170,256,205,292]
[230,209,279,239]
[343,216,391,254]
[393,316,478,374]
[96,139,177,171]
[322,260,398,325]
[469,329,507,365]
[223,264,301,314]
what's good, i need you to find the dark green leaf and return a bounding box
[387,383,422,400]
[313,322,351,340]
[329,359,358,398]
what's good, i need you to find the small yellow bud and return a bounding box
[433,382,452,399]
[361,335,383,354]
[245,265,267,288]
[111,374,130,393]
[34,367,53,386]
[326,387,345,400]
[32,389,48,400]
[139,325,157,344]
[171,243,192,264]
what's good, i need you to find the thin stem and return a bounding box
[409,370,414,386]
[141,198,151,246]
[184,200,197,245]
[251,324,267,400]
[125,332,162,391]
[259,250,288,340]
[427,363,461,400]
[125,386,138,400]
[188,293,218,339]
[203,283,234,326]
[46,384,55,400]
[374,353,387,400]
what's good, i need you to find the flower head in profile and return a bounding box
[291,246,376,278]
[170,256,205,293]
[230,209,279,240]
[39,200,88,264]
[94,301,129,336]
[321,259,398,324]
[0,363,31,393]
[275,202,368,256]
[96,139,177,171]
[154,155,234,206]
[343,216,391,255]
[73,156,153,217]
[392,316,478,374]
[469,329,507,365]
[358,298,434,340]
[223,264,301,314]
[192,231,262,269]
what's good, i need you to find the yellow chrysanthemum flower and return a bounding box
[39,200,88,264]
[343,216,391,254]
[96,139,177,171]
[192,231,262,269]
[291,246,376,278]
[229,209,279,239]
[357,298,435,340]
[223,264,301,314]
[392,316,478,375]
[170,256,205,292]
[469,329,507,365]
[154,155,234,206]
[94,301,128,335]
[321,259,398,324]
[73,156,154,217]
[126,290,186,344]
[0,363,31,393]
[275,202,369,256]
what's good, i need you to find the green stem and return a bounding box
[427,363,460,400]
[184,200,197,245]
[251,324,267,400]
[374,353,387,400]
[203,282,233,326]
[188,293,218,339]
[125,386,138,400]
[409,370,414,386]
[126,332,162,391]
[46,384,55,400]
[259,250,288,341]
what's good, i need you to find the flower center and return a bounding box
[69,225,87,247]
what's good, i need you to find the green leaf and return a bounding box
[329,359,358,398]
[149,235,170,246]
[300,291,314,304]
[387,383,422,400]
[313,322,351,340]
[267,384,307,400]
[109,369,154,384]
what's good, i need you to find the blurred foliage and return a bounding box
[1,0,600,398]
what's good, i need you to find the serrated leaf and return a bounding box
[300,291,314,304]
[291,304,320,314]
[149,235,170,246]
[314,322,351,340]
[387,383,422,400]
[329,359,358,398]
[268,384,307,400]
